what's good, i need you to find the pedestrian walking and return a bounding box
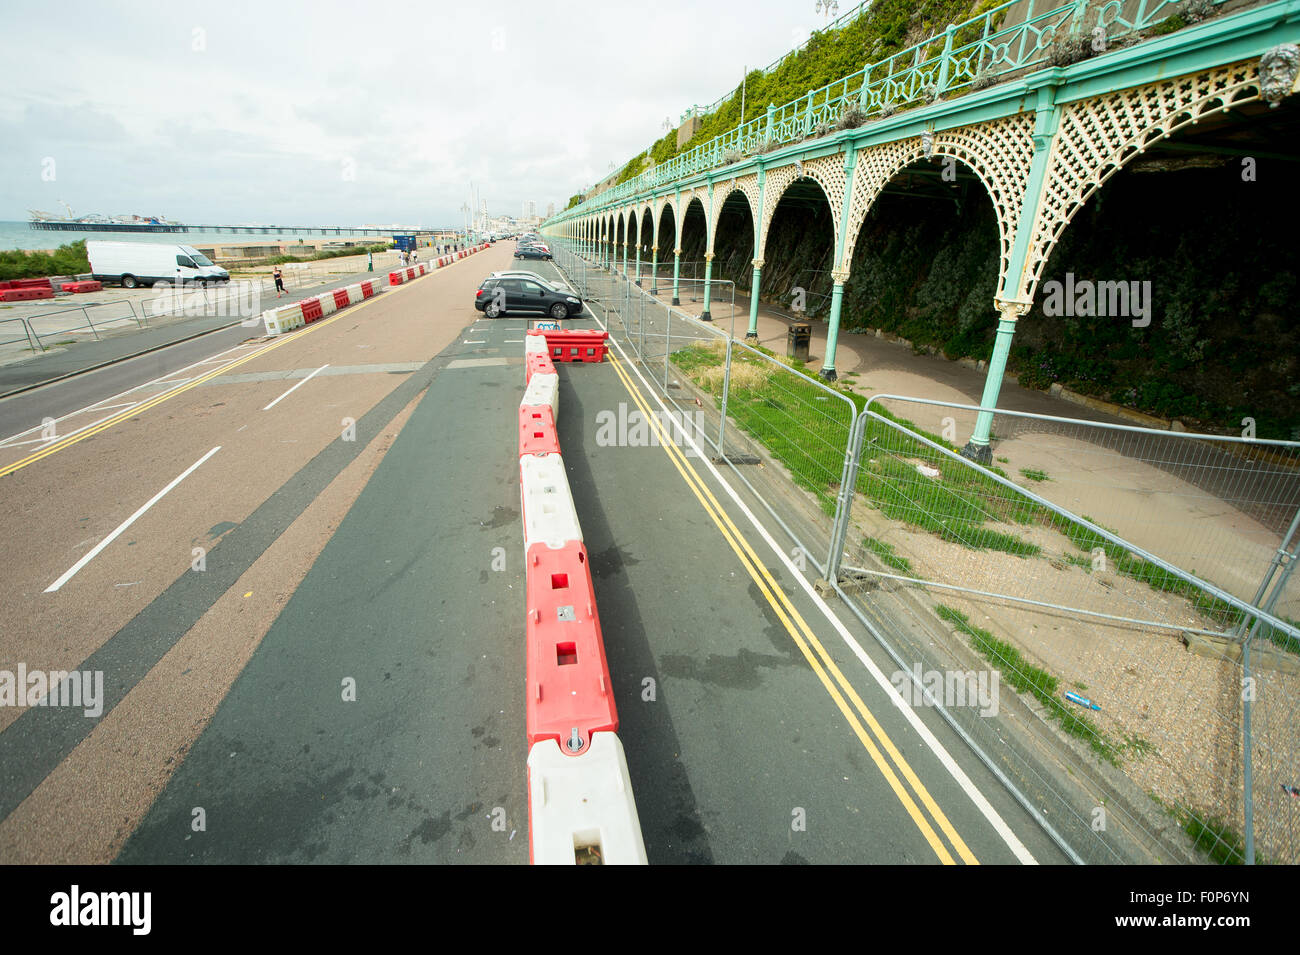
[273,266,285,297]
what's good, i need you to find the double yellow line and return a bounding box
[0,283,395,480]
[606,351,978,865]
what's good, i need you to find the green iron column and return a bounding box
[671,246,682,306]
[819,142,858,383]
[634,227,642,286]
[701,253,714,321]
[962,87,1061,464]
[650,245,659,294]
[701,181,716,321]
[747,166,767,342]
[671,188,682,305]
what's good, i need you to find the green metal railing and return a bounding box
[556,0,1210,220]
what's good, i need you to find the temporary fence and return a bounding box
[552,238,1300,865]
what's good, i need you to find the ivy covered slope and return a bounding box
[622,0,990,179]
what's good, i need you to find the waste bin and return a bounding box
[787,321,812,362]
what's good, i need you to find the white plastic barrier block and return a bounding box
[527,733,648,866]
[346,283,364,305]
[520,452,582,549]
[521,372,559,416]
[262,302,304,335]
[317,293,337,316]
[524,335,549,356]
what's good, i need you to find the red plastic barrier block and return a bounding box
[526,352,556,385]
[388,271,403,286]
[0,288,54,301]
[405,267,415,280]
[544,330,608,363]
[524,541,618,753]
[61,281,103,293]
[300,298,324,323]
[519,405,560,457]
[332,289,350,309]
[11,278,53,289]
[361,281,374,298]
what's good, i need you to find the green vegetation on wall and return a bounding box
[616,0,982,182]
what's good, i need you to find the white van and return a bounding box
[86,241,231,288]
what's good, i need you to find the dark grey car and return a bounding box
[474,277,582,319]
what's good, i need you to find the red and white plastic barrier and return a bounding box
[516,326,646,865]
[527,732,648,866]
[261,280,383,336]
[387,243,490,286]
[521,371,559,416]
[520,453,582,550]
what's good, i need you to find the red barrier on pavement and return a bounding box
[0,287,54,301]
[2,278,53,290]
[332,289,350,309]
[361,280,374,298]
[524,540,618,754]
[388,271,403,286]
[300,298,324,323]
[526,352,556,385]
[519,405,560,457]
[60,281,103,293]
[543,330,608,364]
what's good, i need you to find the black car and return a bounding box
[514,245,552,260]
[474,276,581,319]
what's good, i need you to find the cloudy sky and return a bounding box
[2,0,845,228]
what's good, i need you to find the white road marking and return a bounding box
[45,446,221,593]
[262,364,329,410]
[463,340,487,345]
[600,308,1040,866]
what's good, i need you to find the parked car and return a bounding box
[86,241,230,288]
[514,245,552,260]
[488,270,577,295]
[474,276,581,319]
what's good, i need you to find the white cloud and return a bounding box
[2,0,836,227]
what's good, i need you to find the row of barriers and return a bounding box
[260,279,380,336]
[388,242,489,287]
[517,328,647,865]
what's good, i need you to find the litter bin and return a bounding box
[787,321,812,362]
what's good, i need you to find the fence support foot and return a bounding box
[960,441,993,465]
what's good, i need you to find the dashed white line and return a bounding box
[45,446,221,593]
[262,364,329,411]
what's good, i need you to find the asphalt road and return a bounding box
[0,245,1068,864]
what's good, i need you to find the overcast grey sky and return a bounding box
[3,0,841,227]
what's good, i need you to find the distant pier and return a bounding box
[28,222,429,236]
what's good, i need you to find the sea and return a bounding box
[0,221,425,252]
